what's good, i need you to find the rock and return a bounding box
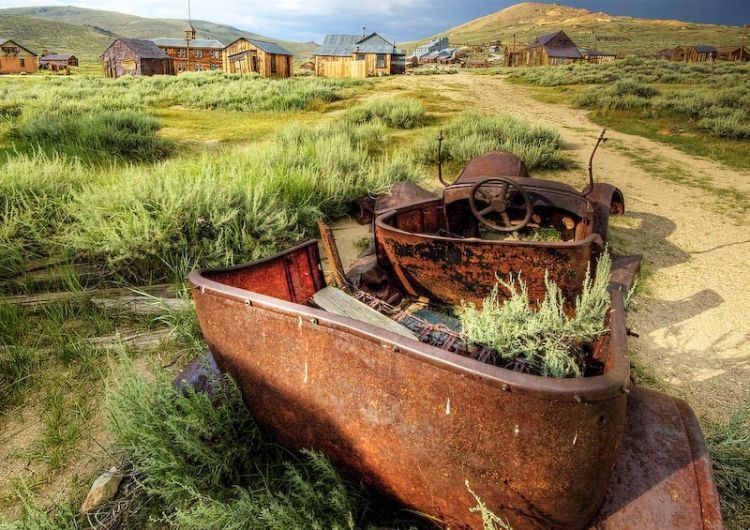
[80,467,123,514]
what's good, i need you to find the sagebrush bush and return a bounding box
[0,153,91,277]
[460,251,612,378]
[417,112,570,171]
[67,120,422,282]
[11,109,174,163]
[106,354,364,528]
[345,97,426,129]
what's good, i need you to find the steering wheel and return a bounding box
[468,177,533,233]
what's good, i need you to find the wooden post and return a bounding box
[317,220,347,289]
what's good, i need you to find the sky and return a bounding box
[2,0,749,43]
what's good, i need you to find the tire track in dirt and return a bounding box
[391,73,750,422]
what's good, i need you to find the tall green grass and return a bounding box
[345,98,426,129]
[67,120,422,282]
[106,354,367,529]
[11,109,174,163]
[417,112,571,171]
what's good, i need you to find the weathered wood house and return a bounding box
[412,36,449,61]
[671,45,717,62]
[39,53,79,71]
[223,38,293,77]
[507,30,582,67]
[579,48,617,64]
[313,32,405,78]
[102,38,173,78]
[0,38,38,74]
[152,25,225,73]
[717,46,749,62]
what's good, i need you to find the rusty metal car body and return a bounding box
[189,241,722,530]
[373,149,625,307]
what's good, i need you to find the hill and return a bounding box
[406,2,748,55]
[0,6,317,62]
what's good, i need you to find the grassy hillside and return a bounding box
[406,2,748,55]
[0,6,317,62]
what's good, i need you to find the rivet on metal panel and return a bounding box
[574,394,583,403]
[622,385,630,394]
[501,383,510,392]
[200,285,205,294]
[244,299,252,307]
[391,345,400,352]
[310,318,318,326]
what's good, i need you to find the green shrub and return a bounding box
[460,252,611,378]
[0,153,90,277]
[707,397,750,528]
[610,79,659,98]
[67,120,422,282]
[11,109,174,163]
[417,112,570,171]
[345,98,426,129]
[106,354,364,528]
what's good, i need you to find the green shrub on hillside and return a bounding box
[417,112,570,171]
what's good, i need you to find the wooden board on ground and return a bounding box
[312,286,416,339]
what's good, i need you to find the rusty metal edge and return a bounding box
[673,397,725,529]
[188,244,631,403]
[375,203,602,250]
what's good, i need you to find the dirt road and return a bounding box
[391,73,750,422]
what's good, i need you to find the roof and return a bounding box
[114,38,168,59]
[529,30,564,49]
[314,32,404,57]
[40,54,76,61]
[0,37,37,55]
[545,47,582,59]
[246,38,293,56]
[579,48,615,57]
[692,45,717,53]
[151,38,225,49]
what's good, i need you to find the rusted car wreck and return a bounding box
[189,143,722,529]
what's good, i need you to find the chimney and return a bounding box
[362,27,366,37]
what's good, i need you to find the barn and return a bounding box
[671,45,717,62]
[0,38,38,74]
[223,38,293,77]
[39,53,79,72]
[507,30,582,67]
[102,38,173,78]
[313,32,405,78]
[717,46,749,62]
[579,48,617,64]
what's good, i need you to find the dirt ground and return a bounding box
[383,73,750,423]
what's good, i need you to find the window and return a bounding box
[376,54,386,68]
[177,48,187,58]
[194,63,203,71]
[177,61,186,72]
[270,54,277,74]
[210,63,220,70]
[194,49,203,58]
[210,50,220,59]
[19,58,25,67]
[356,53,365,60]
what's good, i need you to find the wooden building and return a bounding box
[579,48,617,64]
[223,38,293,77]
[717,46,750,62]
[506,30,582,67]
[102,38,173,78]
[0,38,38,74]
[152,25,225,73]
[39,53,79,72]
[313,32,405,78]
[671,45,717,62]
[412,36,449,61]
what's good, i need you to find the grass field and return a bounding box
[480,58,750,170]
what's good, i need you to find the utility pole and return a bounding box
[185,0,195,73]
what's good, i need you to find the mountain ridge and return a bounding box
[0,6,317,61]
